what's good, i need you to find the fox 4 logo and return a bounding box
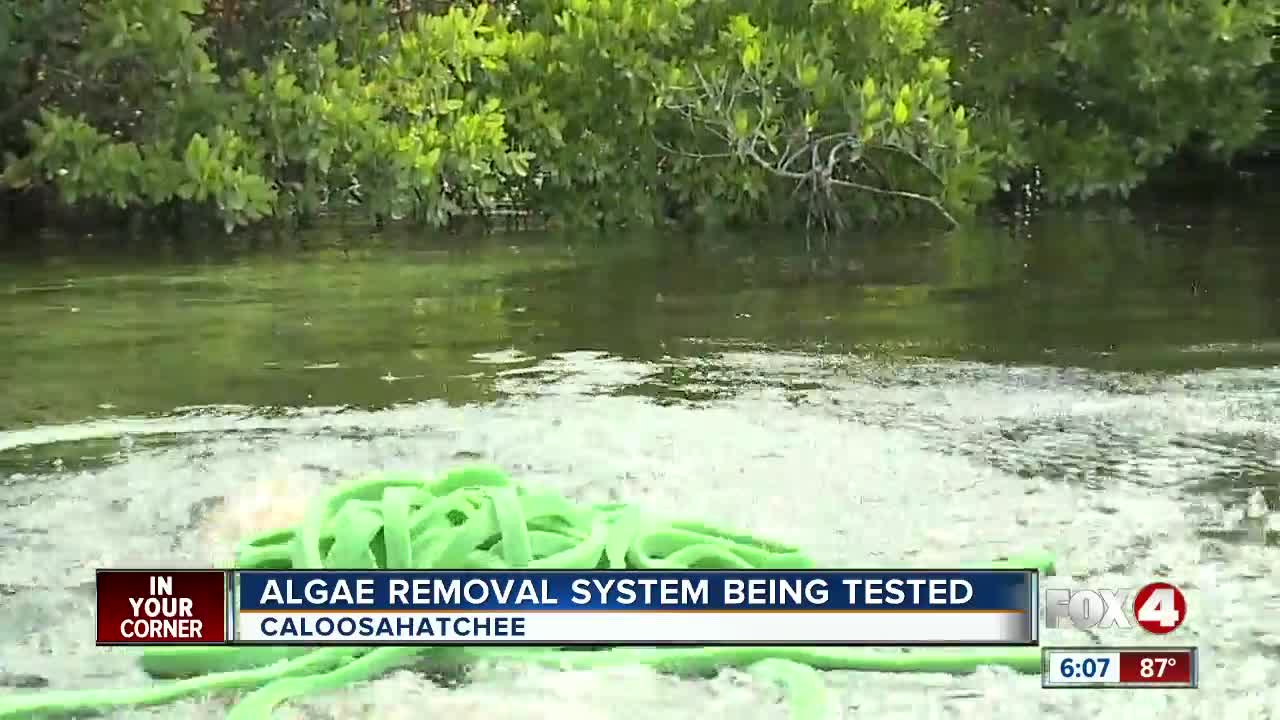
[1045,582,1187,634]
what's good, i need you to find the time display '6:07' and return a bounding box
[1042,647,1197,689]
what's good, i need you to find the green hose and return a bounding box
[0,466,1055,719]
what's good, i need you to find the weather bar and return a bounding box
[1042,646,1197,689]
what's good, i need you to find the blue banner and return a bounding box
[236,569,1034,613]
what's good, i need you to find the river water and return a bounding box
[1,205,1278,718]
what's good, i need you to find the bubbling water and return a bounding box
[197,462,319,564]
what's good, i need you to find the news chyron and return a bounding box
[97,568,1040,646]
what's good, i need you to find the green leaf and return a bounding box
[273,74,299,102]
[861,77,877,101]
[893,98,909,125]
[799,65,819,88]
[0,156,32,189]
[729,14,759,41]
[509,152,530,177]
[183,134,211,177]
[317,43,338,67]
[865,98,884,122]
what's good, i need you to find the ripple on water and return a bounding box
[0,353,1277,718]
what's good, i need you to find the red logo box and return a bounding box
[96,570,228,645]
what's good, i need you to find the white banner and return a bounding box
[234,610,1030,644]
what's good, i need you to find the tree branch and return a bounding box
[739,141,957,227]
[658,64,960,229]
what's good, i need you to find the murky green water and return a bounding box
[1,204,1278,718]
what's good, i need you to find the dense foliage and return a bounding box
[946,1,1277,199]
[1,0,1276,233]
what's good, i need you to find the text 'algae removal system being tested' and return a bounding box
[252,573,978,607]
